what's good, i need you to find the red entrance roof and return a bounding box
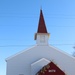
[37,10,48,33]
[36,62,65,75]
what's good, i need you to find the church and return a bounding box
[6,10,75,75]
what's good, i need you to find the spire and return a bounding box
[37,10,48,33]
[34,9,50,41]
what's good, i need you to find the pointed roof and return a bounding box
[36,62,65,75]
[37,10,48,33]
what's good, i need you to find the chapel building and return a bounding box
[6,10,75,75]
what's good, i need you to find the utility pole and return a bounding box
[73,46,75,57]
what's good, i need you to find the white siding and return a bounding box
[6,45,75,75]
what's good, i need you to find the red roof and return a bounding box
[37,10,48,33]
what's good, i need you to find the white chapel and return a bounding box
[6,10,75,75]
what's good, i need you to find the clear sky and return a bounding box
[0,0,75,75]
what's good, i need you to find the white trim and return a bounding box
[31,58,50,66]
[49,45,75,60]
[5,44,75,62]
[5,45,37,62]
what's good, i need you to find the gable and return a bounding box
[36,62,65,75]
[31,58,50,75]
[6,45,75,75]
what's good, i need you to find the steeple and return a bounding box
[35,9,50,45]
[37,10,48,33]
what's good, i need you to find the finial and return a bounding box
[40,6,42,10]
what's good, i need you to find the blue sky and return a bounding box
[0,0,75,75]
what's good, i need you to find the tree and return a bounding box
[73,46,75,57]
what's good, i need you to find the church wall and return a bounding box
[6,45,75,75]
